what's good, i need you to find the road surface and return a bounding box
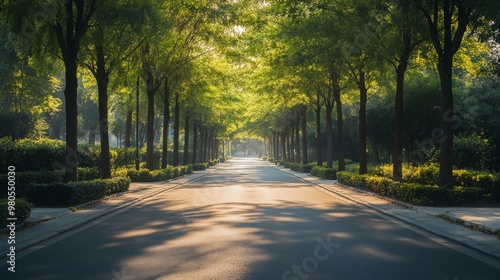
[2,158,500,279]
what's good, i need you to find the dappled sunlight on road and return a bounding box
[13,158,500,280]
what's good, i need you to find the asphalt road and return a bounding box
[2,158,500,279]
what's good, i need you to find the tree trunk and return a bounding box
[295,111,300,163]
[64,58,79,182]
[53,0,97,182]
[438,56,454,188]
[208,128,213,160]
[94,46,112,179]
[183,114,190,165]
[290,132,293,161]
[280,132,286,162]
[334,88,345,171]
[301,106,308,164]
[161,80,171,169]
[200,126,206,163]
[325,101,334,168]
[392,62,407,181]
[173,93,180,166]
[286,128,291,162]
[192,122,198,164]
[358,71,368,175]
[315,92,323,166]
[89,124,96,145]
[146,86,156,170]
[124,110,132,148]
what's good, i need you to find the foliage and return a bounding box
[0,198,33,229]
[0,170,64,199]
[113,165,192,182]
[376,163,496,190]
[337,172,487,206]
[77,167,101,181]
[311,166,337,180]
[18,177,130,207]
[0,137,66,171]
[454,133,491,170]
[290,162,316,173]
[191,163,208,171]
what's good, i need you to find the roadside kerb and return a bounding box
[269,163,500,259]
[0,163,230,258]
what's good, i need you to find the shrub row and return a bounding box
[191,163,208,171]
[376,164,498,190]
[18,177,131,207]
[208,159,220,166]
[337,171,489,206]
[0,198,33,228]
[311,166,337,180]
[286,162,316,173]
[114,165,192,182]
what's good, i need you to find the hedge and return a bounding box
[0,198,33,229]
[376,164,497,190]
[311,166,337,180]
[114,165,192,182]
[337,171,488,206]
[290,163,316,173]
[191,163,208,171]
[17,177,130,207]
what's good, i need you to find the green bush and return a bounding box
[114,148,137,167]
[493,174,500,202]
[191,163,208,171]
[101,177,131,195]
[0,198,33,228]
[1,170,64,199]
[77,167,101,181]
[18,177,130,207]
[113,165,191,182]
[0,137,65,171]
[21,181,107,207]
[299,163,317,173]
[284,162,292,168]
[311,166,337,180]
[454,133,491,170]
[337,171,485,206]
[289,163,317,173]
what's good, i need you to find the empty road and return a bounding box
[2,158,500,279]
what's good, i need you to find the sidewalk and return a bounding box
[271,164,500,259]
[0,162,230,258]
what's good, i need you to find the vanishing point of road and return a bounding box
[3,158,500,279]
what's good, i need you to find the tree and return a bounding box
[417,0,495,187]
[83,0,148,178]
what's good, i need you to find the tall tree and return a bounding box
[417,0,492,187]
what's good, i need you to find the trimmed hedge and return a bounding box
[311,166,337,180]
[114,165,192,182]
[376,164,497,190]
[0,198,33,228]
[191,163,208,171]
[102,177,131,196]
[208,159,220,166]
[77,167,101,181]
[0,170,64,199]
[18,177,131,207]
[290,163,317,173]
[337,171,487,206]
